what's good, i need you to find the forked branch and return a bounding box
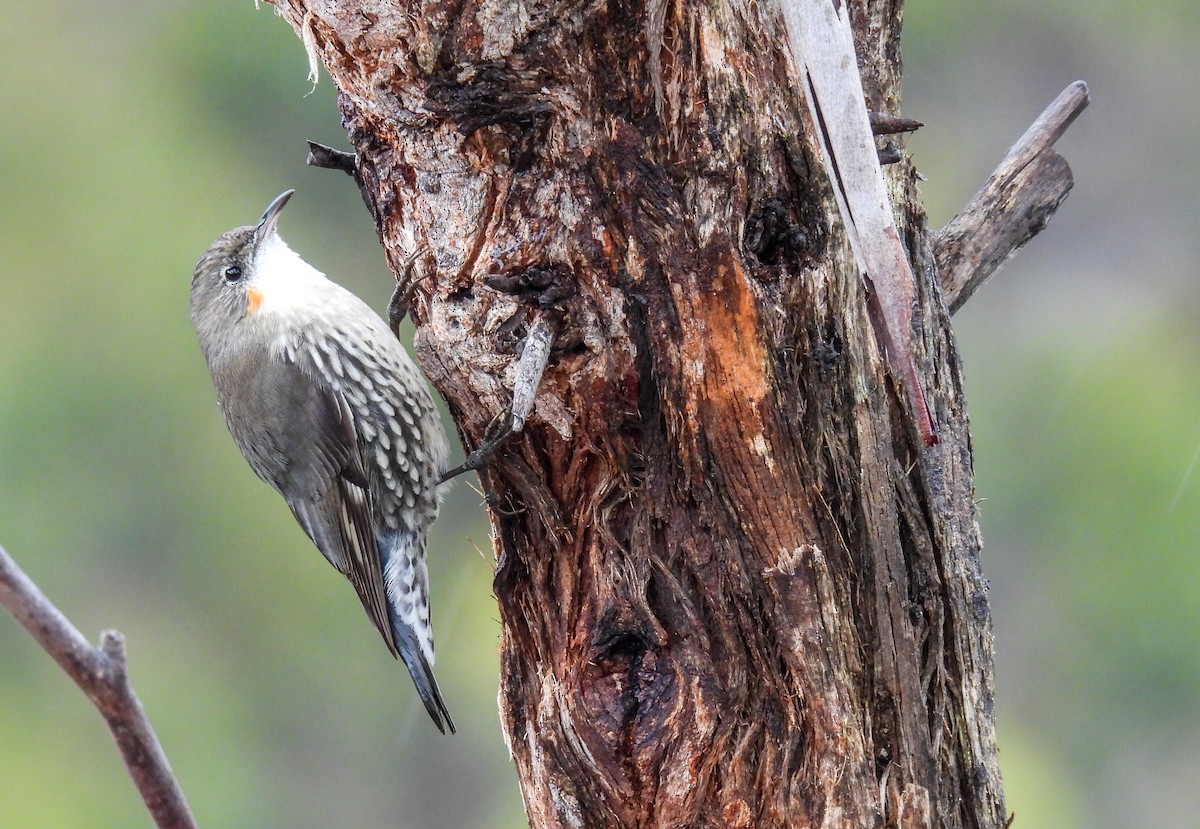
[0,542,199,829]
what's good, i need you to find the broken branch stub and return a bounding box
[934,81,1090,312]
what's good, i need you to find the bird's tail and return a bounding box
[394,621,455,734]
[382,533,454,734]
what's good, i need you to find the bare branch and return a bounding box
[934,81,1090,312]
[0,542,199,829]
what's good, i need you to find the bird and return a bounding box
[190,190,454,733]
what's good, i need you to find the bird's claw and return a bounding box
[439,411,516,482]
[388,247,432,337]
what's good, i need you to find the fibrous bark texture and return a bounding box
[268,2,1006,827]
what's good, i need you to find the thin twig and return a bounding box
[933,81,1090,312]
[869,112,924,135]
[0,542,199,829]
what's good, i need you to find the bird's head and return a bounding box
[190,189,300,341]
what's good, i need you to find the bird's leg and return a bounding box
[440,412,516,482]
[388,247,432,337]
[439,313,557,482]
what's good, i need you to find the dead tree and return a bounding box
[265,2,1086,827]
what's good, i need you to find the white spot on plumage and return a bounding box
[328,347,344,378]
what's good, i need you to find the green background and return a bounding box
[1,2,1195,827]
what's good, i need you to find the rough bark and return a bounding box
[267,2,1018,827]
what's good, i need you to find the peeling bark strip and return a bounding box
[779,0,937,448]
[259,1,1075,827]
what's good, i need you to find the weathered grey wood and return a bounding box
[935,81,1090,312]
[780,0,936,446]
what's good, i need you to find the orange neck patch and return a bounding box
[246,286,264,315]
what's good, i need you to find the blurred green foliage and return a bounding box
[0,1,1196,827]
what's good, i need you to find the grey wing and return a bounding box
[287,478,397,657]
[235,355,397,656]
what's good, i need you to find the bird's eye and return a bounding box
[223,265,243,283]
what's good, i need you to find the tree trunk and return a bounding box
[269,2,1006,826]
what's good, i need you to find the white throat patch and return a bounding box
[251,234,328,318]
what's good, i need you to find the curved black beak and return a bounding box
[256,189,295,242]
